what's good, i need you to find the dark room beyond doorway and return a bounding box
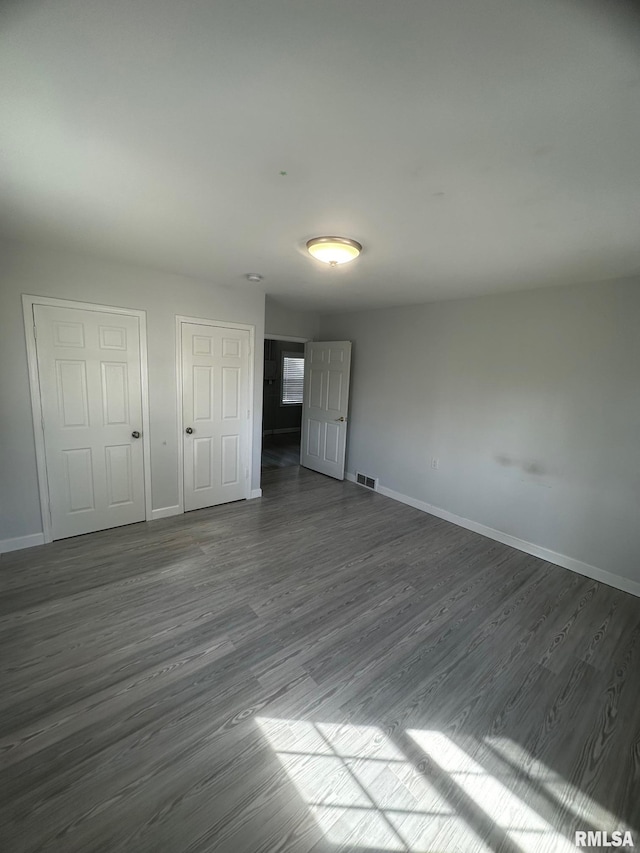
[262,338,305,471]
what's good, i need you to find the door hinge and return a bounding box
[247,409,250,419]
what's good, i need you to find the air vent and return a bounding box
[356,472,378,490]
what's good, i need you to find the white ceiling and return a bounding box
[2,0,640,311]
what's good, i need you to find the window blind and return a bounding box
[282,355,304,404]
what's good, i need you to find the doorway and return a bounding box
[262,338,305,471]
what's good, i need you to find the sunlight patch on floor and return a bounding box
[256,717,489,852]
[407,730,577,853]
[485,736,627,833]
[255,717,607,852]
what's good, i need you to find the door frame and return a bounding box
[22,294,153,544]
[265,334,310,343]
[263,335,311,436]
[175,315,256,513]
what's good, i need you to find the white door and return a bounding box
[33,304,146,540]
[181,322,251,511]
[300,341,352,480]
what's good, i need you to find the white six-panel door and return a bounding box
[33,304,146,540]
[181,322,251,511]
[300,341,352,480]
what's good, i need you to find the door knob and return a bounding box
[131,430,141,439]
[335,416,346,422]
[185,427,193,434]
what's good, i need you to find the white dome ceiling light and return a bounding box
[306,236,362,266]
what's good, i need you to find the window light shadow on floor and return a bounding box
[256,717,632,853]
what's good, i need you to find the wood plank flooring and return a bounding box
[1,465,639,852]
[261,433,302,471]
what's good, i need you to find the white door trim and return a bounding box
[22,294,153,543]
[175,315,256,514]
[265,334,310,343]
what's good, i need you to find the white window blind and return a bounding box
[282,354,304,404]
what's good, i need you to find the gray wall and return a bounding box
[265,296,319,340]
[319,280,640,586]
[0,239,265,542]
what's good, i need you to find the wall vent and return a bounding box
[356,472,378,490]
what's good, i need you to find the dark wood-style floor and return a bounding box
[262,432,302,471]
[1,465,639,853]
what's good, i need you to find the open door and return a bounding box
[300,341,351,480]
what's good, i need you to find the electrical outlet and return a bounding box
[431,457,439,470]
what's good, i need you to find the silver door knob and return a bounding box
[131,430,141,438]
[335,416,346,422]
[185,427,193,434]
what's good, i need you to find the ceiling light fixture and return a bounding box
[245,273,263,282]
[306,236,362,266]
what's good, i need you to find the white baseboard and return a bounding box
[249,489,262,500]
[150,505,182,521]
[346,473,640,598]
[0,532,46,554]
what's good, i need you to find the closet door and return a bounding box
[181,322,251,511]
[34,304,145,539]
